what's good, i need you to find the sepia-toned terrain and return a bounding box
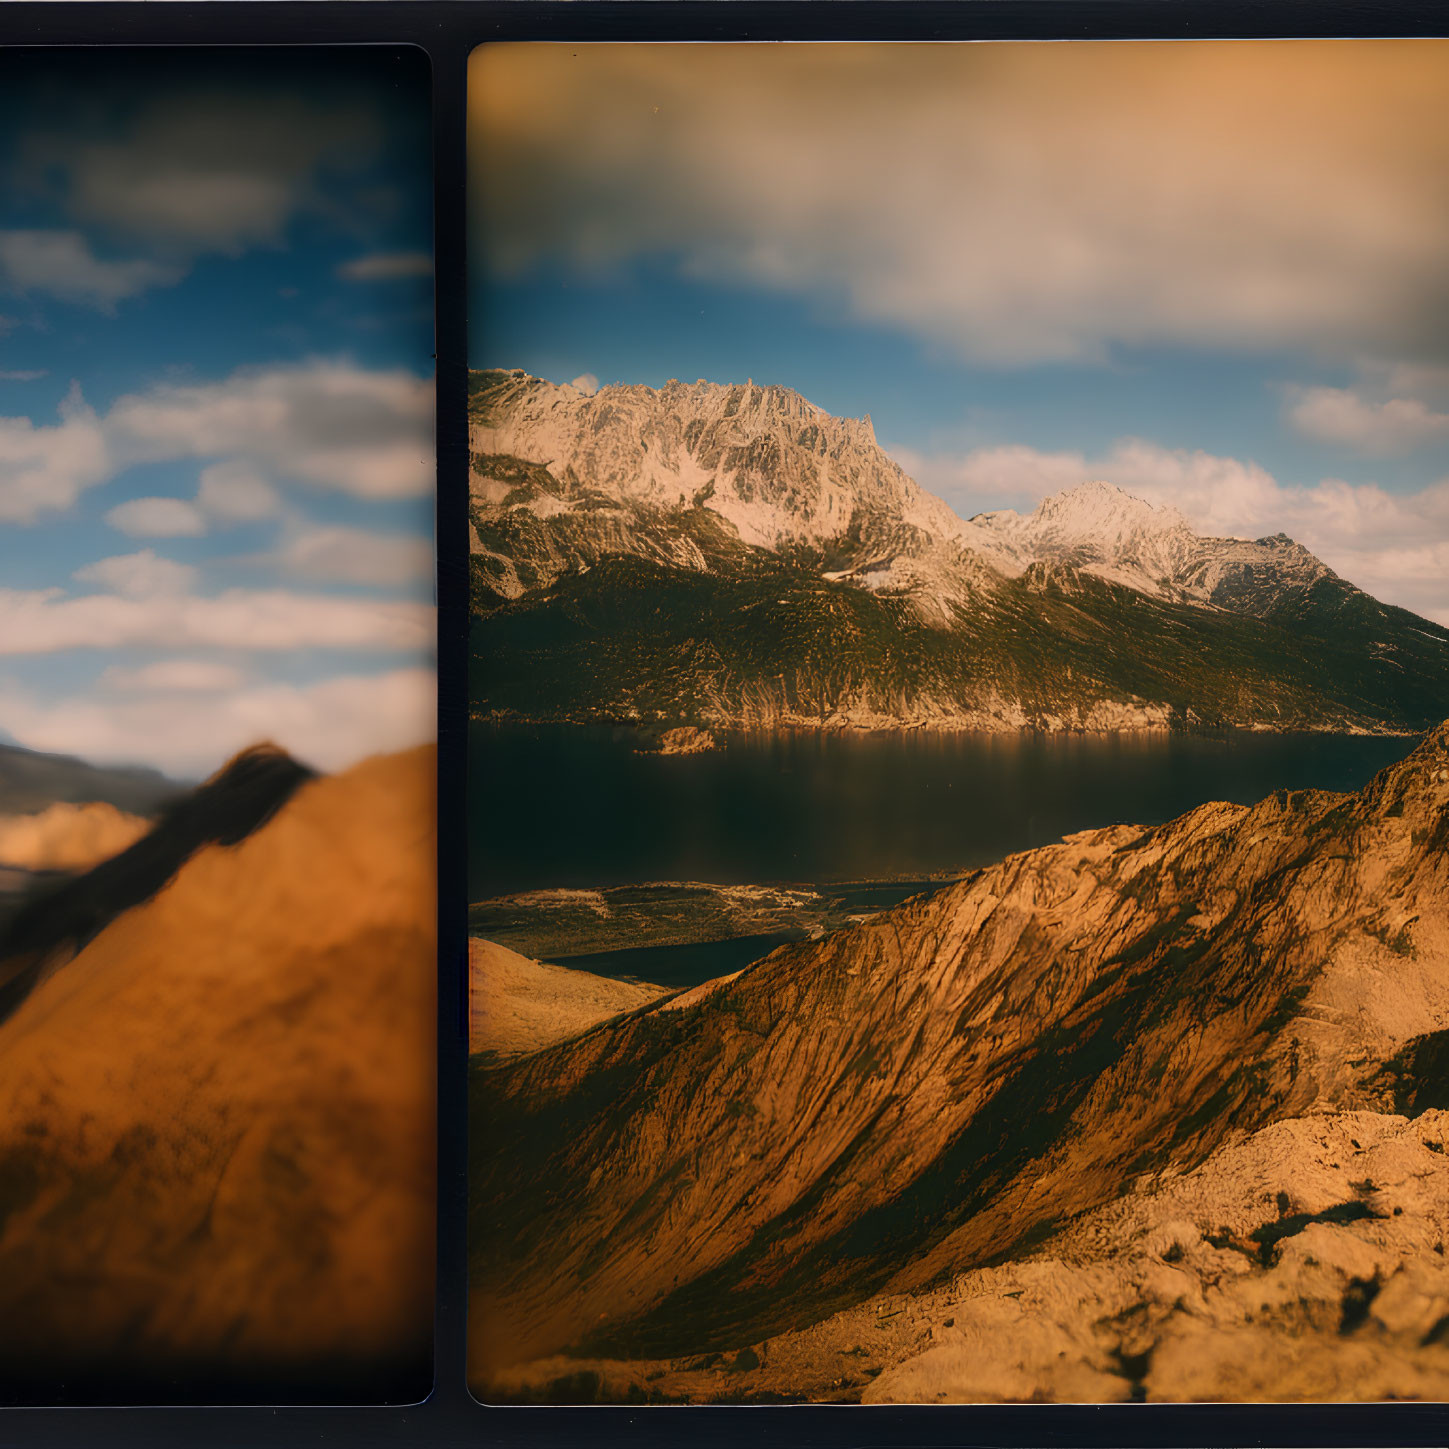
[0,745,436,1404]
[470,724,1449,1401]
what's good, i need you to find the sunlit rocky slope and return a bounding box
[470,369,1449,733]
[0,746,435,1404]
[469,724,1449,1400]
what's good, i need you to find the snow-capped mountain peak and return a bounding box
[471,368,1343,619]
[972,482,1201,597]
[1032,479,1190,536]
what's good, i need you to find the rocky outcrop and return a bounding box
[651,727,717,756]
[469,725,1449,1394]
[484,1108,1449,1404]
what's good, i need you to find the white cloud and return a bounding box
[0,230,182,310]
[0,584,431,654]
[0,360,432,526]
[892,437,1449,627]
[74,549,198,600]
[1286,384,1449,455]
[0,370,46,382]
[196,460,283,521]
[0,383,110,522]
[107,359,434,499]
[105,495,208,538]
[276,525,434,587]
[100,659,247,693]
[475,43,1449,367]
[0,666,435,776]
[571,373,600,396]
[337,251,433,282]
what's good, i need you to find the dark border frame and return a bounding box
[0,2,1445,1445]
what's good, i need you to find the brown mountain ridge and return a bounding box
[470,723,1449,1396]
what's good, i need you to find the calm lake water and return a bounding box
[470,724,1418,901]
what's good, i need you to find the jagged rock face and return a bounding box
[470,369,1449,734]
[469,726,1449,1380]
[471,368,970,552]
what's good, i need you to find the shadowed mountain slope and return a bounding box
[0,745,435,1404]
[470,725,1449,1380]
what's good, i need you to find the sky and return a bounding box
[470,40,1449,627]
[0,49,434,778]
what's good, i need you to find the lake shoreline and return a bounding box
[471,708,1426,741]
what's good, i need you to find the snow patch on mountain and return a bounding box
[966,480,1338,611]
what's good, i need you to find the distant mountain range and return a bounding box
[469,722,1449,1398]
[470,368,1449,734]
[0,744,185,906]
[0,741,182,818]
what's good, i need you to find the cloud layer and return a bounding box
[1287,385,1449,455]
[0,666,434,775]
[473,42,1449,367]
[10,89,383,306]
[275,525,434,587]
[0,580,431,654]
[0,359,432,523]
[338,251,433,282]
[0,383,109,521]
[108,360,434,499]
[0,231,181,310]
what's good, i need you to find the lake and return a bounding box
[470,723,1419,902]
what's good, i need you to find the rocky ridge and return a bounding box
[470,723,1449,1395]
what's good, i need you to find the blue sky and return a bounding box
[471,41,1449,626]
[0,49,434,775]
